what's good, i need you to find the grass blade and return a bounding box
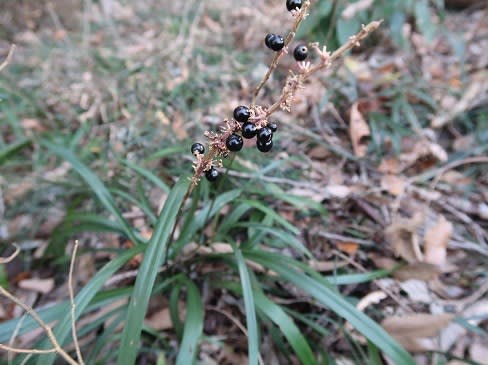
[117,178,189,365]
[175,278,204,365]
[233,245,259,365]
[245,251,415,365]
[35,245,145,365]
[41,140,140,244]
[0,137,30,166]
[121,159,170,193]
[253,288,317,365]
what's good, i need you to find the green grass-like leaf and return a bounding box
[253,287,317,365]
[175,278,204,365]
[233,245,259,365]
[117,177,189,365]
[245,250,416,365]
[0,137,30,166]
[35,246,144,365]
[41,140,140,244]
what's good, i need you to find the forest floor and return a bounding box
[0,0,487,364]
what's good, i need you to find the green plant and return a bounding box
[0,1,419,365]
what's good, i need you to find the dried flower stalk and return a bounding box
[190,19,383,192]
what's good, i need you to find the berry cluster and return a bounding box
[190,0,310,183]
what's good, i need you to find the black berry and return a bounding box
[205,167,219,182]
[293,44,308,61]
[265,34,274,49]
[286,0,302,11]
[242,122,257,139]
[226,134,244,152]
[233,105,251,123]
[257,127,273,144]
[191,142,205,155]
[257,139,273,153]
[268,122,278,133]
[264,34,284,52]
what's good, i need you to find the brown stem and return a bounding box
[252,0,311,103]
[0,286,79,365]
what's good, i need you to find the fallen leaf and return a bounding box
[381,313,454,352]
[381,174,407,196]
[385,213,424,263]
[18,278,55,294]
[145,308,173,331]
[356,291,387,311]
[336,242,359,255]
[348,102,370,157]
[399,279,431,303]
[378,158,401,174]
[424,215,453,267]
[394,262,440,281]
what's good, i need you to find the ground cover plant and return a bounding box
[0,0,487,364]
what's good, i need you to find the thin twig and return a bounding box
[0,44,16,72]
[0,243,20,264]
[252,0,311,103]
[0,287,79,365]
[0,344,56,354]
[207,306,265,365]
[69,241,85,365]
[265,20,383,116]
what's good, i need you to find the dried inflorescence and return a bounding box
[189,0,382,190]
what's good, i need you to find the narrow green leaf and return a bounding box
[117,178,190,365]
[175,278,204,365]
[35,245,144,365]
[41,140,140,244]
[121,159,170,193]
[253,289,317,365]
[245,251,415,365]
[0,137,30,165]
[233,246,259,365]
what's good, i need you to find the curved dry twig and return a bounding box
[0,44,16,72]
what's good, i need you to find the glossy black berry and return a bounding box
[264,34,284,52]
[265,34,274,49]
[286,0,302,11]
[191,142,205,155]
[226,134,244,152]
[242,122,257,139]
[293,44,308,61]
[257,139,273,153]
[268,122,278,133]
[205,167,219,182]
[257,127,273,144]
[233,105,251,123]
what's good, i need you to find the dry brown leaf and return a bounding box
[381,174,407,196]
[385,213,423,263]
[145,308,173,331]
[394,262,440,281]
[348,102,370,157]
[378,158,401,174]
[424,215,452,267]
[18,278,55,294]
[336,242,359,255]
[382,313,454,352]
